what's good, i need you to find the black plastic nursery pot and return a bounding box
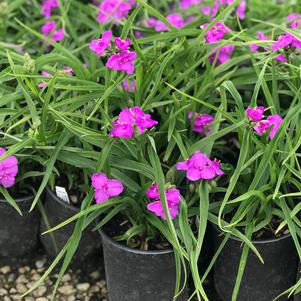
[40,186,101,261]
[212,225,298,301]
[99,228,188,301]
[0,195,40,258]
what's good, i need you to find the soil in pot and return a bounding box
[212,225,298,301]
[0,195,40,258]
[99,214,189,301]
[40,186,101,263]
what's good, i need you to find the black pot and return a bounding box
[40,186,101,261]
[295,263,301,301]
[100,228,188,301]
[0,195,40,257]
[212,225,298,301]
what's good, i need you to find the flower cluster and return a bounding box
[0,148,18,188]
[91,173,124,204]
[41,0,58,19]
[89,31,137,74]
[177,151,224,181]
[146,183,181,220]
[188,112,214,136]
[109,106,158,138]
[41,21,64,43]
[146,13,192,31]
[246,106,283,139]
[202,0,246,20]
[203,21,234,64]
[97,0,136,24]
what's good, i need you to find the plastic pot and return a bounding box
[40,186,101,261]
[0,195,40,257]
[99,228,188,301]
[212,225,298,301]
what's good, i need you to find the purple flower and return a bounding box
[120,79,135,92]
[246,106,265,122]
[188,112,214,135]
[52,29,65,42]
[249,31,268,52]
[89,30,112,56]
[91,173,124,203]
[0,148,18,188]
[41,0,59,19]
[63,66,73,76]
[275,54,287,62]
[97,0,135,24]
[236,0,246,20]
[177,151,224,181]
[41,21,56,36]
[114,37,131,50]
[179,0,203,9]
[287,13,301,28]
[253,114,283,139]
[146,183,181,220]
[109,107,157,138]
[38,71,51,89]
[155,13,186,31]
[204,21,231,43]
[106,51,137,74]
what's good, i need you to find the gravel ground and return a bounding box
[0,253,107,301]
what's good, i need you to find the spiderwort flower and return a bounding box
[41,21,56,36]
[89,30,112,56]
[146,183,181,220]
[246,106,265,122]
[177,151,224,181]
[254,114,283,139]
[287,13,301,29]
[114,37,131,50]
[106,51,137,74]
[188,112,214,136]
[204,21,231,43]
[41,0,59,19]
[249,31,268,52]
[0,148,18,188]
[52,29,65,42]
[38,71,51,89]
[179,0,203,9]
[121,79,135,92]
[91,173,124,203]
[97,0,135,24]
[109,107,157,138]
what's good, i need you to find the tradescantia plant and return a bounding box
[1,0,301,300]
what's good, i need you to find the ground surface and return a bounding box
[0,251,221,301]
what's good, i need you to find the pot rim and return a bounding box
[46,186,80,213]
[0,194,33,204]
[99,228,174,255]
[211,222,292,244]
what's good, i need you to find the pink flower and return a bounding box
[114,37,131,50]
[204,21,231,43]
[97,0,135,24]
[121,79,135,92]
[41,21,56,36]
[236,0,246,20]
[253,114,283,139]
[188,112,214,135]
[106,51,137,74]
[38,71,51,89]
[179,0,203,9]
[63,66,73,76]
[275,54,287,62]
[41,0,59,19]
[249,31,268,52]
[91,173,124,203]
[209,44,235,64]
[287,13,301,28]
[109,107,157,138]
[0,148,18,188]
[52,29,65,42]
[146,184,181,220]
[89,30,112,56]
[155,13,185,31]
[246,106,265,122]
[177,151,224,181]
